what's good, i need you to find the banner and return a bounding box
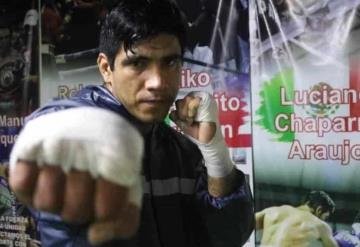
[0,1,41,246]
[174,0,253,183]
[250,0,360,246]
[173,2,254,244]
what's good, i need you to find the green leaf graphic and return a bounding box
[256,69,295,142]
[164,115,171,125]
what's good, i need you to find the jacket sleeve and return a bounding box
[23,100,94,247]
[25,99,86,123]
[196,167,255,246]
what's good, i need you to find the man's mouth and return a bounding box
[139,99,171,107]
[140,97,173,104]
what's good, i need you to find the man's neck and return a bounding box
[297,204,312,213]
[136,121,154,136]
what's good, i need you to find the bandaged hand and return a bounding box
[353,223,360,238]
[9,107,144,244]
[170,91,234,178]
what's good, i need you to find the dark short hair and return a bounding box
[99,0,187,70]
[304,191,335,213]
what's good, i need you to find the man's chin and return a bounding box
[135,112,168,123]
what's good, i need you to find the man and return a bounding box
[8,0,254,246]
[334,211,360,247]
[255,191,338,247]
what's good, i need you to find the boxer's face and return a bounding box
[99,34,182,123]
[314,207,332,220]
[319,211,331,221]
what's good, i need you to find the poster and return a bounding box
[40,0,253,164]
[40,0,103,104]
[0,0,41,246]
[39,3,253,184]
[250,0,360,246]
[39,0,253,245]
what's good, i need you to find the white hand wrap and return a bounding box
[353,223,360,238]
[186,91,234,178]
[10,107,144,207]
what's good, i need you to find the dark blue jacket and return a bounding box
[28,85,254,247]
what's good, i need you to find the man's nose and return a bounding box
[145,67,167,90]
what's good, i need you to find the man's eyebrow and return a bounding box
[121,53,182,66]
[121,55,149,66]
[163,54,182,61]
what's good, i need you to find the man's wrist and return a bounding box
[194,129,234,177]
[208,168,242,197]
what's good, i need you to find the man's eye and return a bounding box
[130,60,146,69]
[166,58,181,67]
[131,61,145,67]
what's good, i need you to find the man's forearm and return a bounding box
[208,168,243,197]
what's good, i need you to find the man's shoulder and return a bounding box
[26,98,88,122]
[34,85,102,108]
[26,85,126,122]
[42,84,113,108]
[264,205,295,213]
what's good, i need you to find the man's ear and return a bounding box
[97,53,112,86]
[315,206,323,217]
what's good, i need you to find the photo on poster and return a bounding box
[40,0,104,103]
[39,1,254,246]
[0,0,40,161]
[0,1,41,245]
[40,0,253,159]
[250,0,360,246]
